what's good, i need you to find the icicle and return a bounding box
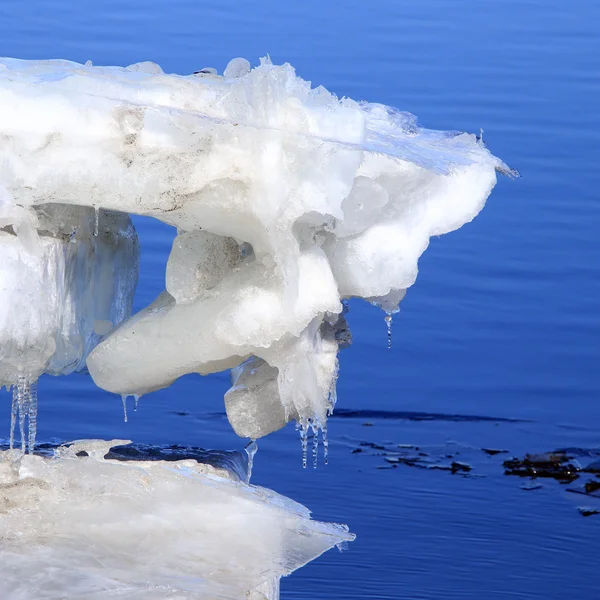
[310,421,319,469]
[244,440,258,484]
[322,423,329,466]
[27,379,38,454]
[121,394,128,423]
[297,421,308,469]
[10,383,18,450]
[133,394,140,412]
[296,419,330,468]
[327,357,339,415]
[384,312,393,349]
[7,377,38,454]
[17,377,29,453]
[94,207,99,236]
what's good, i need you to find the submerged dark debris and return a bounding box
[566,480,600,499]
[503,452,581,483]
[352,439,475,477]
[502,451,600,501]
[351,438,600,502]
[482,448,509,456]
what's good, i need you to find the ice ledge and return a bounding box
[0,439,354,599]
[0,56,512,454]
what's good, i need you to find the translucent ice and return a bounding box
[0,203,138,387]
[0,56,512,441]
[0,442,353,599]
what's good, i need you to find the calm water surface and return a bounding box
[1,1,599,598]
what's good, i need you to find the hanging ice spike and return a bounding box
[121,394,128,422]
[298,422,308,469]
[9,376,39,454]
[244,440,258,484]
[384,313,393,349]
[298,420,331,468]
[311,421,319,468]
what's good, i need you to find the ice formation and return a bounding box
[0,198,138,451]
[0,441,353,599]
[0,56,511,454]
[0,55,514,598]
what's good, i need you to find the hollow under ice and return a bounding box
[0,56,510,598]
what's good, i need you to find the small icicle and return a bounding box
[244,440,258,484]
[298,421,308,469]
[384,312,393,349]
[10,383,18,450]
[327,357,339,415]
[133,394,140,412]
[322,424,329,466]
[310,421,319,469]
[18,377,30,454]
[27,379,38,454]
[94,207,99,236]
[121,394,128,423]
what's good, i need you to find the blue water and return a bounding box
[2,1,600,598]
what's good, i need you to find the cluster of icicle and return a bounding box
[0,56,512,459]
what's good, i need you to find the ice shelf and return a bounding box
[0,56,511,448]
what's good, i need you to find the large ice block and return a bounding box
[0,441,354,599]
[0,56,512,442]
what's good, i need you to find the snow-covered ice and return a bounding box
[0,55,510,447]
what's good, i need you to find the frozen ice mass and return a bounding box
[0,440,353,599]
[0,55,510,446]
[0,55,510,598]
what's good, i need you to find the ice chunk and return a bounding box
[0,56,511,443]
[225,357,295,439]
[0,200,138,448]
[0,443,354,599]
[0,203,138,386]
[166,230,242,303]
[224,57,251,79]
[125,61,163,74]
[87,247,341,420]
